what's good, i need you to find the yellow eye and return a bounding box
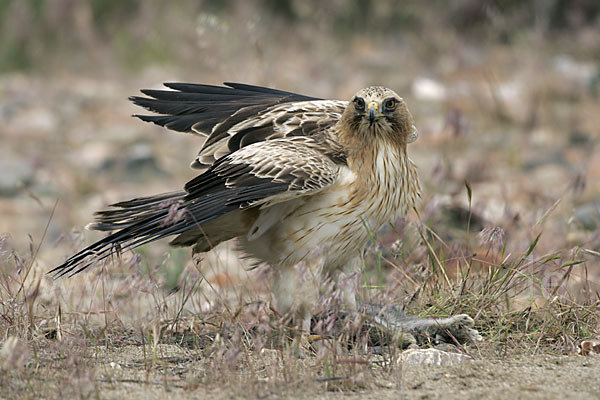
[384,98,396,110]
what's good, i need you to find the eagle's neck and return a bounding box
[352,137,415,186]
[339,125,420,224]
[337,120,406,172]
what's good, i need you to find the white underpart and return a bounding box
[247,202,294,241]
[243,146,418,275]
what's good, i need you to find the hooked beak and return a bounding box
[367,101,380,122]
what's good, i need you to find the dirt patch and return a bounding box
[3,343,600,399]
[399,354,600,400]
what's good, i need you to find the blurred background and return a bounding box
[1,0,599,314]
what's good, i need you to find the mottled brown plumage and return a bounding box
[50,82,420,323]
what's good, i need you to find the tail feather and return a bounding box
[49,192,194,278]
[49,183,269,278]
[88,192,186,231]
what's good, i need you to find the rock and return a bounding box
[521,149,567,171]
[411,77,447,102]
[125,142,163,175]
[572,202,600,231]
[569,130,593,147]
[0,155,34,196]
[7,106,58,138]
[528,164,573,195]
[553,55,596,91]
[79,142,116,171]
[399,348,473,367]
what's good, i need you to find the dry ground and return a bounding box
[2,344,600,399]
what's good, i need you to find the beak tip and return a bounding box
[368,108,377,122]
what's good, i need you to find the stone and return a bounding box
[125,142,162,175]
[411,77,447,102]
[0,155,34,197]
[572,202,600,231]
[399,348,473,367]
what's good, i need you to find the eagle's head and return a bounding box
[341,86,418,145]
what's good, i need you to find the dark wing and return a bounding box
[131,82,347,169]
[49,138,340,278]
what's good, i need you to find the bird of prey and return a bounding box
[50,82,421,328]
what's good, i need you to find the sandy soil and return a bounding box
[3,344,600,399]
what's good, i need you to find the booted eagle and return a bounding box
[50,82,420,322]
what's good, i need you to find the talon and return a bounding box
[452,314,475,327]
[468,328,483,342]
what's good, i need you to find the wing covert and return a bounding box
[185,137,340,207]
